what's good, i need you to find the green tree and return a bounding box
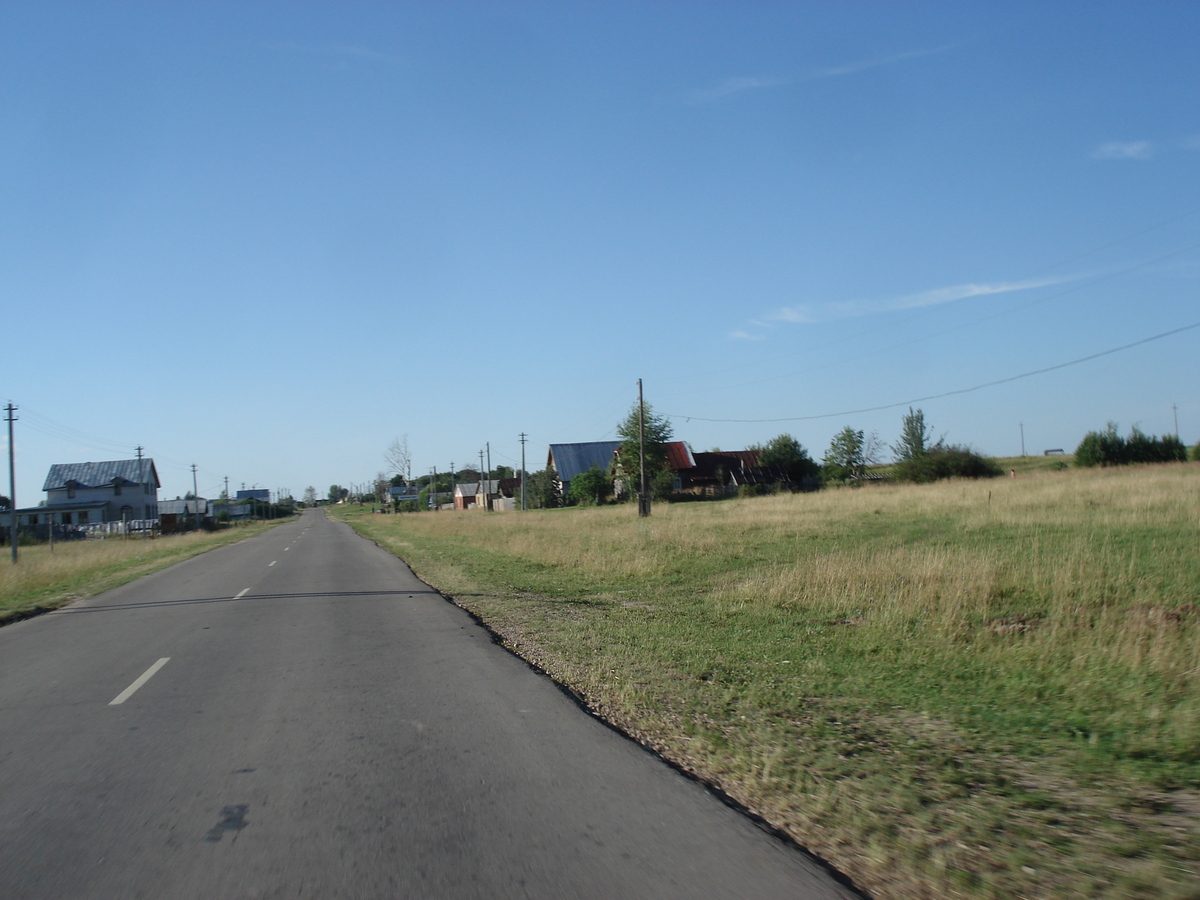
[892,407,940,461]
[755,433,820,485]
[302,486,317,506]
[525,468,560,509]
[569,465,613,506]
[612,402,674,501]
[1076,423,1187,467]
[328,484,348,503]
[823,427,866,484]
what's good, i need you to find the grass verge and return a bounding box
[332,463,1199,900]
[0,519,292,625]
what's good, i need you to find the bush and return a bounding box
[568,466,613,506]
[893,445,1002,483]
[1075,423,1187,467]
[1192,442,1200,462]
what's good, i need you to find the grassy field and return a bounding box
[332,462,1200,900]
[0,519,291,625]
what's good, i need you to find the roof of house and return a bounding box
[664,441,697,471]
[43,459,160,491]
[547,441,621,482]
[454,482,479,497]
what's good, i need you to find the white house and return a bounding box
[38,459,160,526]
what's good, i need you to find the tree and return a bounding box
[328,484,348,503]
[303,486,317,506]
[384,435,410,481]
[612,402,674,501]
[1076,423,1187,467]
[0,495,9,511]
[525,468,560,509]
[862,431,886,466]
[569,465,613,506]
[892,408,940,461]
[823,427,866,484]
[754,434,820,485]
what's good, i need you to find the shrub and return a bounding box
[893,445,1002,483]
[568,466,613,506]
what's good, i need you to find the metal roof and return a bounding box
[547,441,621,483]
[665,441,696,471]
[43,459,160,491]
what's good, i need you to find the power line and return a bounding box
[664,320,1200,425]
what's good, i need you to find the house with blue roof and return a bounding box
[546,441,621,501]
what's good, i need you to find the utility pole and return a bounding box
[432,466,438,511]
[1173,404,1179,438]
[479,449,486,510]
[1019,423,1025,457]
[519,432,527,511]
[638,378,649,517]
[6,402,17,563]
[191,464,201,532]
[486,442,492,511]
[135,446,146,540]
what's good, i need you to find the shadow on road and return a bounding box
[52,589,440,614]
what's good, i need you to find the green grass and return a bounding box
[0,519,292,624]
[331,464,1200,899]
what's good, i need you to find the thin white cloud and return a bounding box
[766,275,1075,325]
[687,76,786,105]
[807,45,954,80]
[1091,141,1155,161]
[687,46,951,105]
[1182,135,1200,151]
[728,329,765,341]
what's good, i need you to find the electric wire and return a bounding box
[664,320,1200,424]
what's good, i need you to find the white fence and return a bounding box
[80,520,159,538]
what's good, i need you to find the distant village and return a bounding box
[0,436,807,544]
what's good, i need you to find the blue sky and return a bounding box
[3,2,1198,503]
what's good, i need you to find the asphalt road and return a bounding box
[0,509,860,899]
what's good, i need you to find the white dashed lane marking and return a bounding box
[110,658,171,706]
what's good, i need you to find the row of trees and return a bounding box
[1075,423,1189,467]
[819,408,1001,485]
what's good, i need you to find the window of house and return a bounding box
[67,483,76,499]
[63,512,73,525]
[28,514,37,526]
[114,480,122,496]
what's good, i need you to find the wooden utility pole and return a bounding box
[519,432,527,511]
[6,402,17,563]
[191,464,201,532]
[637,379,649,517]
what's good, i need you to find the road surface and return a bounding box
[0,509,860,899]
